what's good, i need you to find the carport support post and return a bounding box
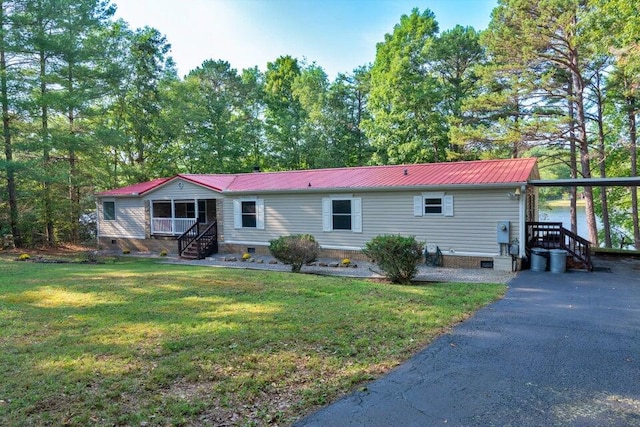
[519,185,526,264]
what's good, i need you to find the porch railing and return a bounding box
[525,222,592,271]
[178,221,200,256]
[151,218,196,235]
[178,221,218,259]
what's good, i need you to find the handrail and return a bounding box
[525,222,592,271]
[196,221,218,259]
[561,227,592,271]
[178,221,218,259]
[178,221,199,257]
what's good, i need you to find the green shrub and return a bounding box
[18,253,30,261]
[362,235,424,284]
[159,250,168,257]
[269,234,319,273]
[122,249,130,255]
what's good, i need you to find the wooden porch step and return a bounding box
[180,246,201,259]
[178,221,218,260]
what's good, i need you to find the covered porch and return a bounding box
[150,199,217,236]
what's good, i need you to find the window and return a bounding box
[174,201,195,218]
[152,201,171,218]
[233,198,265,229]
[332,200,352,230]
[103,201,115,221]
[241,201,257,228]
[424,197,442,214]
[322,197,362,232]
[414,193,454,217]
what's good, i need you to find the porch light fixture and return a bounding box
[508,187,521,200]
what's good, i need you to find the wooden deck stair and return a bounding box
[525,222,592,271]
[178,221,218,260]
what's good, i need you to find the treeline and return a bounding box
[0,0,638,250]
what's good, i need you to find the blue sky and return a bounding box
[114,0,498,79]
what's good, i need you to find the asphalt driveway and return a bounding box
[295,257,640,426]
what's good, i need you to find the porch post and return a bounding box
[519,185,526,258]
[146,200,152,238]
[171,199,176,235]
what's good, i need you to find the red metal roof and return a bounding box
[97,158,537,196]
[178,174,238,192]
[97,177,171,196]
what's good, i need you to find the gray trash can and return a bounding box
[549,249,567,273]
[531,248,549,272]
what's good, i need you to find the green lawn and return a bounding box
[0,255,506,426]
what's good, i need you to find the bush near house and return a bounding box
[269,234,319,273]
[363,235,425,284]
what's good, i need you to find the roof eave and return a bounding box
[223,181,530,195]
[174,174,225,192]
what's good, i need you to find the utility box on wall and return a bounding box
[497,221,510,244]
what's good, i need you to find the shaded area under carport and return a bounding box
[295,257,640,426]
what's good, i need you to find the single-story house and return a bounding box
[96,158,540,269]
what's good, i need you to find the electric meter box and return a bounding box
[497,221,510,244]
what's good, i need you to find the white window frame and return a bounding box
[102,199,116,221]
[233,198,265,230]
[414,192,453,217]
[322,196,362,233]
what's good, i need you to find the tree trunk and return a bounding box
[567,78,578,235]
[40,47,54,246]
[594,71,611,247]
[566,31,597,245]
[628,95,639,249]
[68,66,79,243]
[0,0,20,246]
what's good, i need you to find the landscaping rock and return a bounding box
[225,257,238,262]
[329,263,339,268]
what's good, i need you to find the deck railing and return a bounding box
[151,218,196,235]
[178,222,200,256]
[525,222,592,270]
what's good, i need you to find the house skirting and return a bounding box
[99,237,507,270]
[220,242,498,269]
[98,236,176,255]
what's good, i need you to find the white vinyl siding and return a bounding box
[223,188,519,256]
[97,197,145,238]
[143,178,223,200]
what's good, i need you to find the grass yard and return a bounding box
[0,255,506,426]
